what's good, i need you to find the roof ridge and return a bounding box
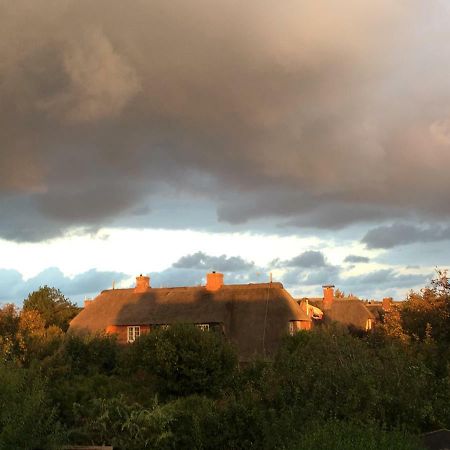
[101,282,283,294]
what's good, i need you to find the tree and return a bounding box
[334,288,357,299]
[0,304,20,361]
[16,309,63,365]
[23,286,80,331]
[399,269,450,343]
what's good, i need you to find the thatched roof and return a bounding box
[70,282,309,360]
[365,303,384,320]
[309,299,375,330]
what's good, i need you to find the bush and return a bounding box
[291,421,424,450]
[0,363,63,450]
[274,328,381,424]
[71,395,173,450]
[128,324,238,397]
[58,333,119,375]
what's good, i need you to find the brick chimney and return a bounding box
[84,299,92,308]
[322,285,335,310]
[206,271,224,291]
[135,274,150,293]
[382,297,392,312]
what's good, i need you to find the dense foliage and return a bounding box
[1,273,450,449]
[126,324,237,398]
[0,363,62,450]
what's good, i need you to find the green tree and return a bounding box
[23,286,80,331]
[128,324,238,398]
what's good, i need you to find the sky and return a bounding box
[1,0,449,304]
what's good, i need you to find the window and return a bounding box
[365,319,373,331]
[288,321,296,336]
[289,321,306,335]
[127,326,140,343]
[196,323,210,331]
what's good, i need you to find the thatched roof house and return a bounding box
[69,272,311,360]
[299,285,376,332]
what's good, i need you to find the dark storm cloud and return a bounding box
[1,1,450,241]
[173,251,254,272]
[0,267,128,303]
[362,224,450,249]
[281,251,327,268]
[344,255,370,263]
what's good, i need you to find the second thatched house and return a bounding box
[69,272,312,360]
[299,285,376,332]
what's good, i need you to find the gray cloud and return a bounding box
[341,269,430,290]
[1,1,450,241]
[0,250,434,304]
[0,267,128,304]
[344,255,370,263]
[362,223,450,249]
[152,251,263,287]
[282,264,340,287]
[149,267,259,289]
[281,251,327,268]
[291,266,431,299]
[280,250,340,288]
[173,251,254,272]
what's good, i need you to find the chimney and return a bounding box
[322,285,335,310]
[206,271,224,291]
[84,299,92,308]
[135,274,150,293]
[382,297,392,312]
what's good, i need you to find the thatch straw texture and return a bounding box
[70,282,310,359]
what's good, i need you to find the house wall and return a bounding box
[105,325,151,343]
[299,320,312,330]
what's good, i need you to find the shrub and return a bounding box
[0,363,63,450]
[128,324,238,397]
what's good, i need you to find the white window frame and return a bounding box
[127,325,140,343]
[289,321,295,336]
[196,323,210,331]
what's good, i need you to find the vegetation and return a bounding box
[1,273,450,449]
[23,286,80,332]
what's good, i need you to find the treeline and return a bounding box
[0,273,449,449]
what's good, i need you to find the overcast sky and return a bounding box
[1,0,449,304]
